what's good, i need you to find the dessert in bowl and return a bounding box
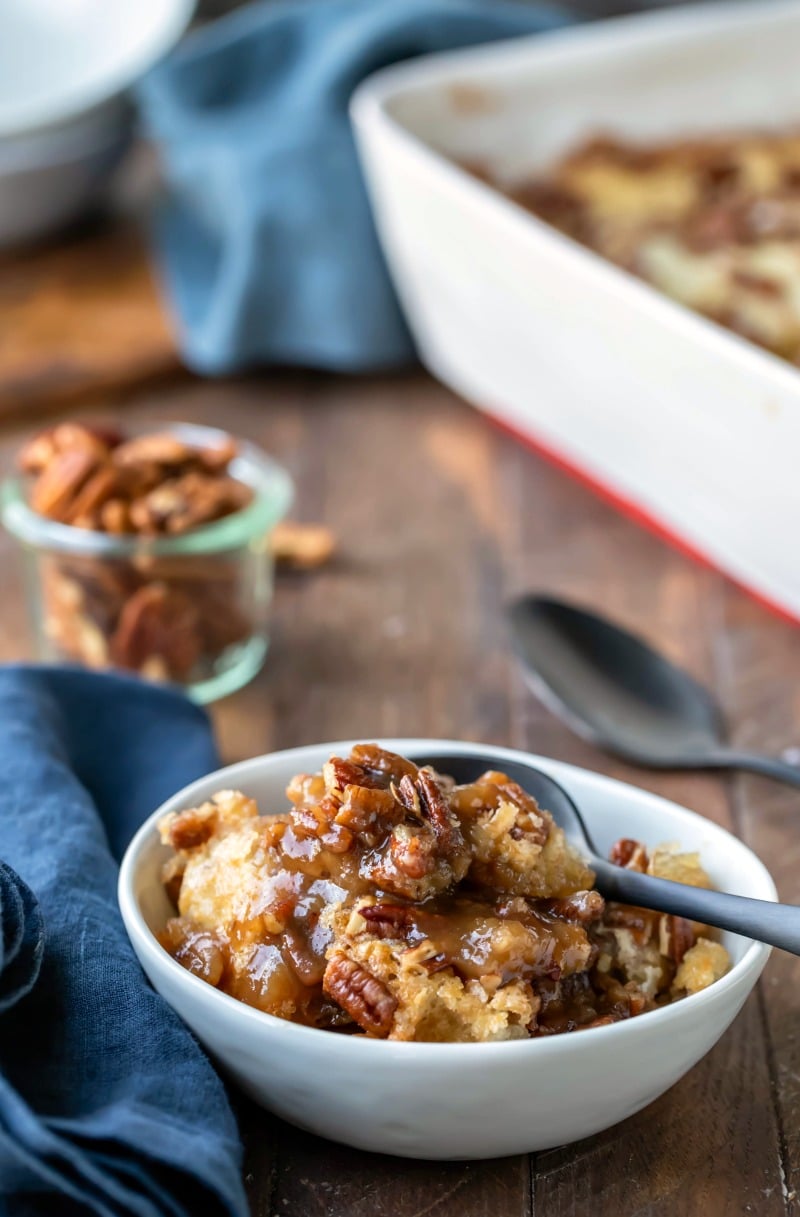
[119,740,775,1158]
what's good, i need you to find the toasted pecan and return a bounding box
[30,449,99,519]
[111,583,201,678]
[323,953,397,1036]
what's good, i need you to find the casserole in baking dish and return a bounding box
[352,0,800,620]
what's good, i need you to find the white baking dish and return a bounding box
[351,0,800,621]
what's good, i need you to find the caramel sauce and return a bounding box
[159,749,701,1039]
[399,897,591,983]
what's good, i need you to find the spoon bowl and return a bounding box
[510,594,800,787]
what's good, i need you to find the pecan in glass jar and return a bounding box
[2,422,293,702]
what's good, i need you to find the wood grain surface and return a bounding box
[0,369,795,1216]
[0,2,790,1211]
[0,220,179,419]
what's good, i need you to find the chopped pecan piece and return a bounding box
[609,838,649,872]
[271,521,336,569]
[658,914,695,964]
[163,804,218,851]
[323,953,397,1036]
[334,785,399,838]
[539,890,605,924]
[389,825,436,879]
[500,781,550,847]
[394,774,422,819]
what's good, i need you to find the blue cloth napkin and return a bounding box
[137,0,567,376]
[0,667,247,1217]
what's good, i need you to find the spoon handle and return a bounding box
[591,858,797,954]
[702,748,800,788]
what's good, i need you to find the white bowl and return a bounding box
[119,739,776,1159]
[0,0,195,139]
[0,0,194,246]
[0,114,131,248]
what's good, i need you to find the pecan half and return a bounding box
[417,768,457,849]
[350,744,418,784]
[129,472,251,536]
[394,774,422,819]
[112,434,196,470]
[63,465,120,524]
[30,449,99,519]
[271,521,336,570]
[18,430,58,474]
[360,903,415,939]
[323,953,397,1036]
[110,583,201,679]
[323,757,383,798]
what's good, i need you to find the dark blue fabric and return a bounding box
[0,667,247,1217]
[136,0,567,376]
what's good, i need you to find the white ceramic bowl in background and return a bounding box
[0,0,195,138]
[0,117,132,248]
[0,0,195,246]
[119,739,776,1160]
[351,0,800,622]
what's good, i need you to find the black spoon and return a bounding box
[509,594,800,788]
[412,749,797,955]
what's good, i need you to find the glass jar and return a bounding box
[1,423,293,703]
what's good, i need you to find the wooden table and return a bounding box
[1,366,798,1215]
[1,0,795,1208]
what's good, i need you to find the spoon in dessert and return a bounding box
[413,749,800,956]
[508,594,800,788]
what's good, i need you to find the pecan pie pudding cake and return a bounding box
[496,129,800,364]
[157,744,730,1042]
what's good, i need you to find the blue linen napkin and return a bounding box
[137,0,567,376]
[0,667,247,1217]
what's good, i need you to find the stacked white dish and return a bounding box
[0,0,194,247]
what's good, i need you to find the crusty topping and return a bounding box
[156,746,732,1041]
[491,129,800,366]
[672,938,730,995]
